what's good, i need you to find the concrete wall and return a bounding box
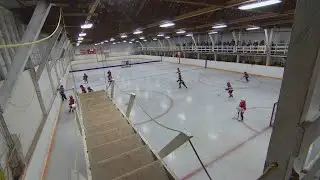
[75,43,134,57]
[139,55,284,79]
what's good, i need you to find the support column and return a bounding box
[264,0,320,179]
[126,93,136,118]
[214,53,217,61]
[264,28,274,66]
[197,53,200,59]
[0,0,52,111]
[236,55,240,63]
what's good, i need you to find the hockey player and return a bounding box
[177,68,188,89]
[243,72,249,82]
[107,70,112,83]
[237,98,247,121]
[225,82,233,98]
[69,96,75,112]
[80,85,87,93]
[87,87,94,92]
[83,73,88,84]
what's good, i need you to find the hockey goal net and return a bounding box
[269,102,278,127]
[121,60,131,68]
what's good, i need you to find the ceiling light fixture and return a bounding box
[76,44,80,46]
[157,34,164,37]
[110,38,115,41]
[129,42,132,44]
[117,42,120,44]
[81,23,93,29]
[78,33,86,37]
[239,0,282,10]
[165,36,170,39]
[101,42,104,44]
[212,24,227,29]
[133,29,143,34]
[186,33,193,37]
[143,39,147,42]
[113,42,116,45]
[104,40,109,42]
[131,39,135,41]
[77,37,84,41]
[176,30,186,34]
[208,31,218,35]
[123,40,127,42]
[153,38,157,41]
[139,37,145,40]
[160,21,175,28]
[121,34,127,38]
[246,26,261,30]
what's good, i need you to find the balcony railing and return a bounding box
[136,44,289,56]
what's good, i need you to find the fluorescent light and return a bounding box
[246,26,261,30]
[81,23,93,29]
[139,37,145,40]
[123,40,127,42]
[131,39,135,41]
[208,31,218,35]
[110,38,115,41]
[153,38,157,41]
[186,33,193,37]
[136,41,139,43]
[77,37,84,40]
[77,41,83,43]
[101,42,104,44]
[239,0,281,10]
[94,43,98,46]
[143,39,147,42]
[121,34,127,38]
[212,24,227,29]
[76,44,79,46]
[133,29,143,34]
[176,30,186,34]
[165,36,170,39]
[160,21,175,28]
[129,42,132,44]
[79,33,86,37]
[157,34,164,37]
[117,42,120,44]
[112,42,116,45]
[104,40,109,42]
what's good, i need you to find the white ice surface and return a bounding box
[71,61,281,180]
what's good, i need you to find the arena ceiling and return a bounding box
[4,0,296,44]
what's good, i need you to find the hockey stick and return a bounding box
[217,90,226,96]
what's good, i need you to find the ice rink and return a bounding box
[71,60,282,180]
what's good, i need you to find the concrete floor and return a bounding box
[45,75,87,180]
[71,61,281,180]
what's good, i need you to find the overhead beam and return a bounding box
[63,13,98,17]
[158,0,214,7]
[145,0,253,29]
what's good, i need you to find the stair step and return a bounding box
[112,160,170,180]
[84,108,119,118]
[91,146,155,180]
[84,116,125,127]
[87,126,135,148]
[89,134,144,163]
[86,119,128,134]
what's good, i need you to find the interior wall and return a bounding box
[2,71,43,157]
[74,43,134,57]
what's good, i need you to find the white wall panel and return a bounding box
[2,71,43,157]
[38,68,53,111]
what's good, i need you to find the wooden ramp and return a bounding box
[79,90,174,180]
